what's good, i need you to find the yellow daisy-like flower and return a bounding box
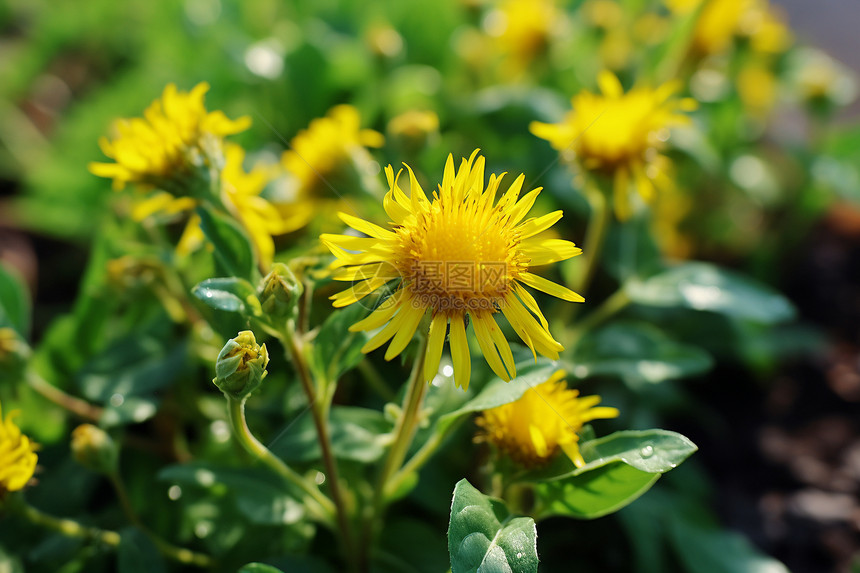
[321,150,584,390]
[667,0,790,57]
[483,0,562,76]
[89,83,251,191]
[530,71,695,220]
[281,104,384,197]
[476,370,619,467]
[0,400,38,493]
[132,143,309,269]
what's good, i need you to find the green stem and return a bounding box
[10,494,121,546]
[574,183,611,297]
[357,359,396,402]
[386,414,465,497]
[559,181,612,331]
[107,472,215,568]
[26,369,103,422]
[226,397,336,524]
[377,337,429,501]
[567,288,631,350]
[280,325,357,569]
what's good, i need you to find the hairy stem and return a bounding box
[281,325,357,571]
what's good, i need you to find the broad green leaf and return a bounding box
[192,277,258,314]
[76,334,186,402]
[534,463,660,520]
[0,264,30,336]
[530,430,697,520]
[448,479,538,573]
[271,406,391,463]
[626,262,795,324]
[559,429,698,478]
[239,564,285,573]
[117,528,167,573]
[310,304,371,383]
[435,361,558,437]
[570,320,713,385]
[668,517,790,573]
[101,395,159,428]
[196,205,256,281]
[158,464,304,525]
[376,517,450,573]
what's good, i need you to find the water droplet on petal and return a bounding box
[640,444,654,458]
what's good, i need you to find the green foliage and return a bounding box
[0,264,30,336]
[626,262,796,324]
[197,206,258,282]
[531,430,697,519]
[448,479,538,573]
[570,320,713,386]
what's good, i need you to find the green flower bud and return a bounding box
[213,330,269,400]
[258,263,303,319]
[71,424,118,474]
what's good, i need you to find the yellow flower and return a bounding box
[530,71,695,220]
[483,0,562,75]
[281,105,384,197]
[737,62,777,117]
[321,150,584,390]
[670,0,791,57]
[89,83,251,191]
[476,370,619,467]
[134,144,309,269]
[0,400,38,493]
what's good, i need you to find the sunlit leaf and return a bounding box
[448,479,538,573]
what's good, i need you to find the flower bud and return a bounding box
[213,330,269,400]
[258,263,303,319]
[71,424,118,475]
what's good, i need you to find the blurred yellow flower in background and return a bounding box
[483,0,563,77]
[89,83,251,191]
[476,370,619,467]
[0,400,38,493]
[175,144,309,268]
[531,71,695,219]
[667,0,790,57]
[281,104,384,197]
[321,150,584,390]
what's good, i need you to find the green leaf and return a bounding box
[76,334,186,402]
[626,262,795,324]
[192,277,258,314]
[196,205,256,281]
[310,304,371,383]
[448,479,538,573]
[158,464,304,525]
[570,320,713,385]
[0,264,30,336]
[667,518,790,573]
[534,463,660,520]
[271,406,391,463]
[239,564,285,573]
[435,361,558,437]
[530,430,697,519]
[117,528,167,573]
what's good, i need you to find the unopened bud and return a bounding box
[71,424,118,474]
[258,263,303,319]
[213,331,269,400]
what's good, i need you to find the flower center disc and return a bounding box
[398,202,518,312]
